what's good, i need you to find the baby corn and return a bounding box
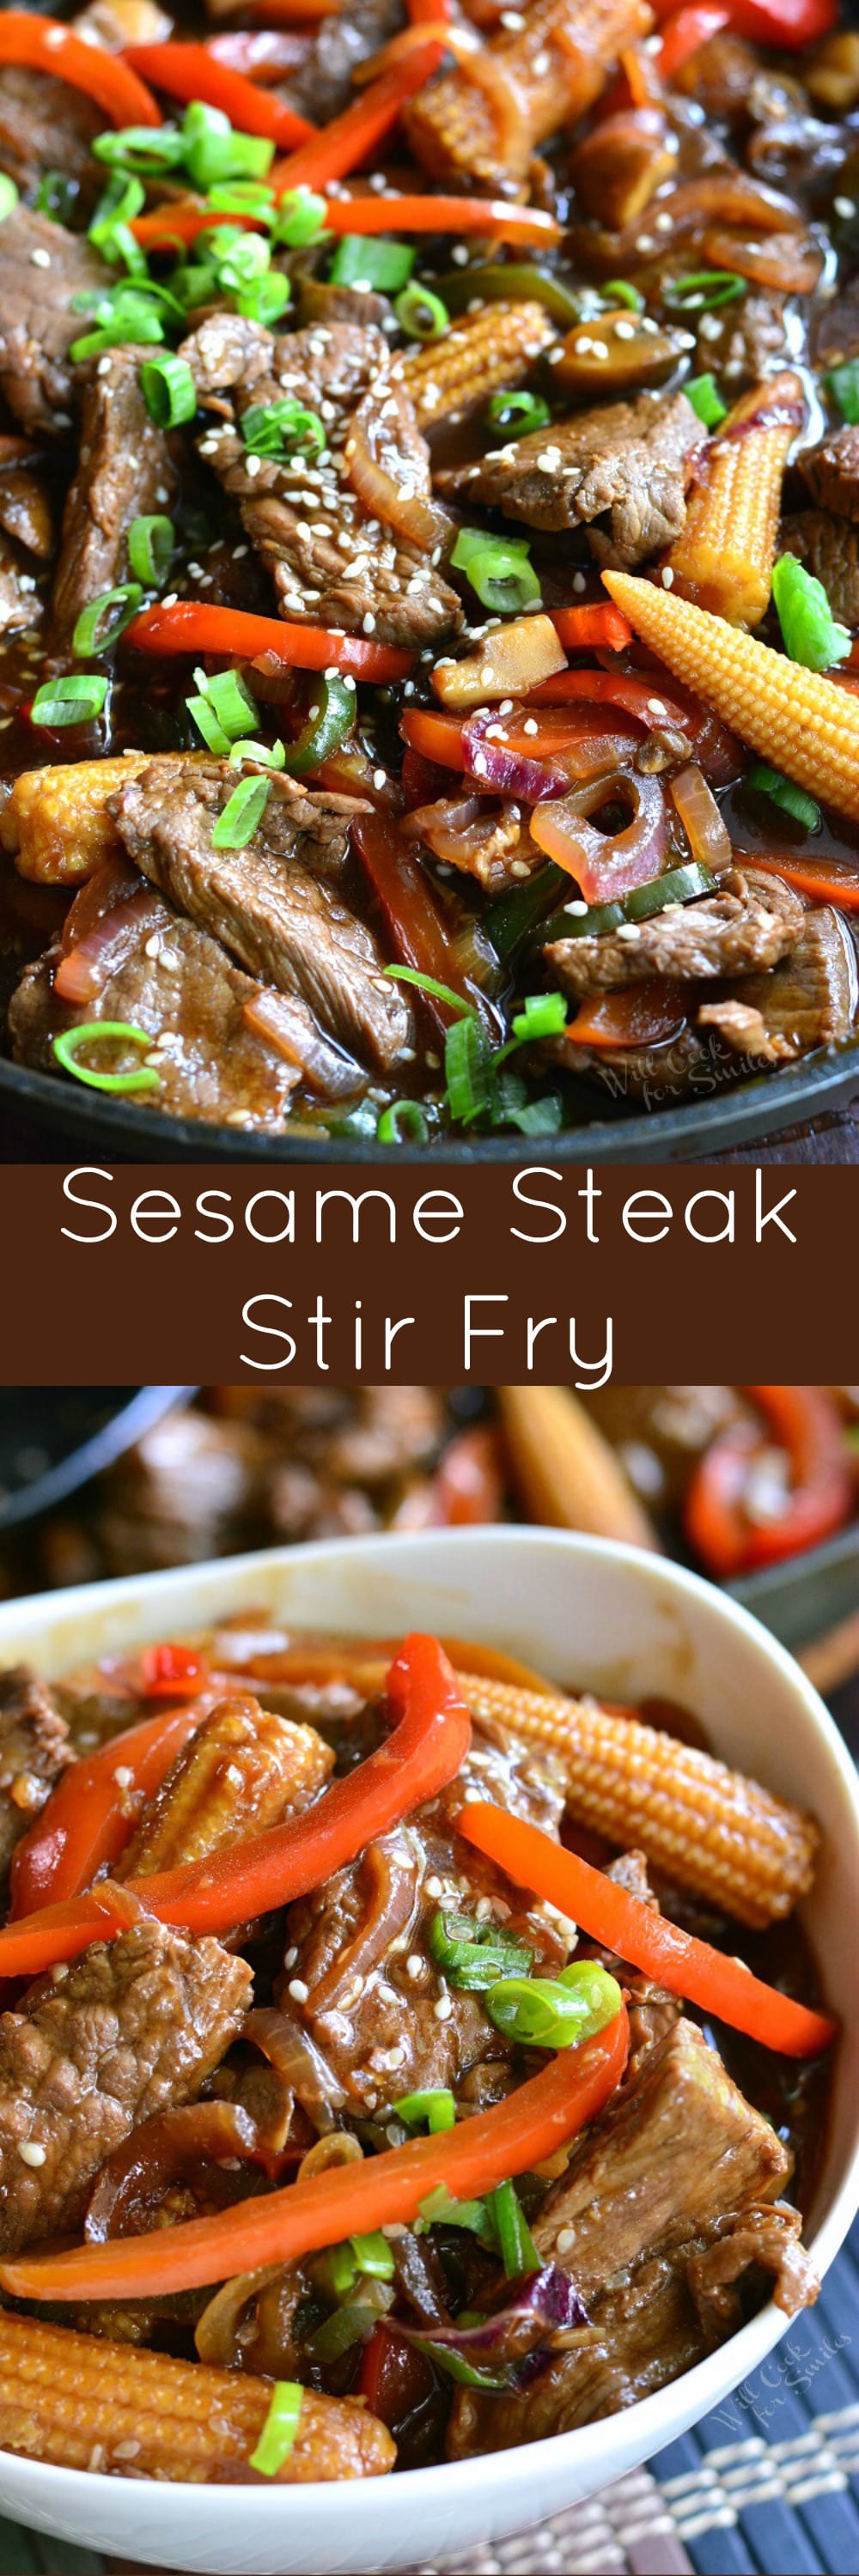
[664,373,804,628]
[0,2312,394,2482]
[602,569,859,824]
[118,1696,333,1878]
[405,0,650,188]
[403,302,556,432]
[454,1671,818,1926]
[497,1385,659,1550]
[0,755,149,884]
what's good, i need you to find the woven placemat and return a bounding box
[1,2215,855,2576]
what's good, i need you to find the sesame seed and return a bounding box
[835,196,856,218]
[655,212,673,234]
[288,1978,309,2003]
[614,319,636,340]
[406,1953,423,1979]
[572,570,586,592]
[557,2227,576,2254]
[636,234,655,252]
[434,1994,453,2020]
[452,245,470,266]
[616,920,642,940]
[566,898,588,916]
[661,566,674,587]
[362,611,376,634]
[698,313,722,342]
[113,1765,133,1789]
[18,2141,46,2166]
[532,47,551,71]
[31,248,52,268]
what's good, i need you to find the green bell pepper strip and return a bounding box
[283,673,356,775]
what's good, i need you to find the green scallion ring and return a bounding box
[30,675,109,727]
[210,773,271,849]
[140,354,198,428]
[248,2383,302,2479]
[394,282,449,342]
[52,1023,161,1096]
[127,514,175,587]
[484,388,551,442]
[0,175,21,222]
[376,1100,430,1144]
[71,583,143,659]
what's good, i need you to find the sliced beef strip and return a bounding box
[51,348,178,647]
[113,756,414,1073]
[696,289,790,390]
[438,391,702,565]
[698,904,858,1065]
[0,1666,71,1900]
[545,867,804,998]
[8,884,334,1133]
[688,2202,819,2333]
[781,507,859,627]
[0,440,52,561]
[0,71,101,203]
[448,2015,793,2454]
[180,314,461,648]
[282,0,403,125]
[279,1728,569,2118]
[800,424,859,522]
[0,1920,252,2256]
[0,538,41,637]
[0,210,107,440]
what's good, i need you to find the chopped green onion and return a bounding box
[209,179,277,221]
[186,695,232,756]
[211,774,271,848]
[509,990,568,1043]
[350,2232,395,2281]
[603,277,643,311]
[88,173,146,271]
[504,1092,563,1136]
[444,1009,492,1124]
[411,2335,509,2391]
[450,526,540,615]
[384,964,472,1015]
[746,762,821,829]
[417,2186,495,2245]
[393,2089,457,2133]
[248,2381,302,2478]
[484,388,551,443]
[127,514,175,587]
[241,396,325,458]
[825,357,859,425]
[194,666,259,741]
[52,1022,161,1096]
[771,550,851,672]
[664,269,746,311]
[485,1962,623,2050]
[685,372,727,428]
[71,583,143,659]
[489,2179,540,2280]
[34,171,76,223]
[271,186,328,247]
[304,2295,391,2366]
[30,675,108,727]
[376,1099,430,1144]
[181,100,275,191]
[0,175,19,222]
[331,234,414,292]
[94,123,186,176]
[228,736,286,769]
[235,272,291,326]
[428,1908,534,1990]
[70,301,166,361]
[394,282,449,341]
[140,354,198,428]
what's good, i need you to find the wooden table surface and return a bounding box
[1,1096,857,1165]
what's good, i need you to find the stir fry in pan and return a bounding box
[0,1625,835,2479]
[0,0,858,1136]
[4,1383,856,1598]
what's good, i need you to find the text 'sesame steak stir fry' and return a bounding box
[0,1624,838,2480]
[1,0,859,1136]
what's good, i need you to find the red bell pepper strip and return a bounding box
[250,0,342,16]
[9,1705,204,1918]
[560,981,688,1050]
[0,1635,472,1978]
[266,42,445,193]
[656,4,729,78]
[685,1385,852,1578]
[138,1642,211,1698]
[550,605,634,653]
[125,601,414,684]
[0,2005,628,2301]
[351,809,473,1041]
[408,0,452,20]
[527,668,692,727]
[649,0,834,33]
[460,1806,837,2058]
[0,13,161,124]
[123,42,315,147]
[429,1425,505,1526]
[131,187,559,256]
[732,853,859,914]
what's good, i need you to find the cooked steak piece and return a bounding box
[0,1920,251,2256]
[113,756,414,1072]
[0,71,100,204]
[688,2202,820,2335]
[8,884,327,1133]
[0,210,107,440]
[180,315,461,647]
[781,507,859,627]
[279,1727,568,2119]
[448,2015,793,2454]
[696,289,789,389]
[800,423,859,521]
[0,440,52,562]
[405,0,649,190]
[438,391,702,565]
[0,538,40,637]
[51,348,179,647]
[283,0,403,125]
[546,868,804,997]
[93,1406,273,1576]
[698,904,858,1064]
[813,273,859,373]
[0,1667,71,1902]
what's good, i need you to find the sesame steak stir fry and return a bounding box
[0,1625,835,2480]
[1,0,859,1136]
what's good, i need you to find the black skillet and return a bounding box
[0,1387,197,1529]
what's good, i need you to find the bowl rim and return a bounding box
[1,1523,857,2537]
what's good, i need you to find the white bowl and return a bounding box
[1,1526,857,2576]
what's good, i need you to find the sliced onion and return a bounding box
[464,715,636,805]
[195,2260,288,2367]
[245,2002,346,2131]
[456,46,531,163]
[700,225,822,292]
[242,987,361,1099]
[309,1838,418,2015]
[346,403,450,555]
[296,2130,363,2184]
[84,2101,260,2243]
[532,770,668,901]
[55,860,164,1005]
[669,763,732,872]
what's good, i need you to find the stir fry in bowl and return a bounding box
[1,0,859,1139]
[0,1623,837,2482]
